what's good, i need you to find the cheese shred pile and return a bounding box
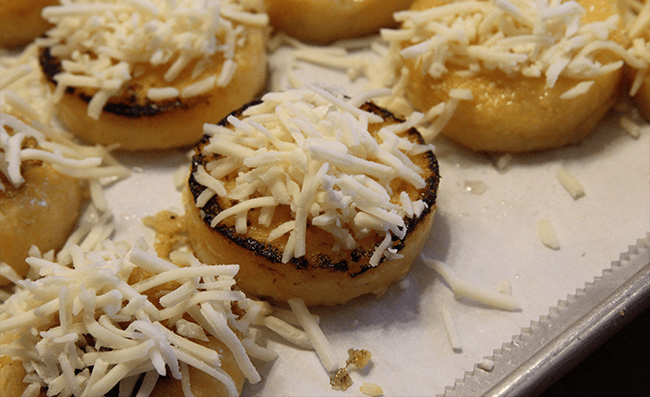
[622,0,650,96]
[381,0,647,97]
[0,111,129,195]
[194,85,434,265]
[0,44,55,124]
[1,45,130,197]
[39,0,268,120]
[0,240,264,397]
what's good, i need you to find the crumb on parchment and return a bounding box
[142,210,190,260]
[329,348,373,391]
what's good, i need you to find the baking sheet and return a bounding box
[96,42,649,396]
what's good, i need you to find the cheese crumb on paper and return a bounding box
[557,168,586,199]
[441,303,463,353]
[537,219,561,250]
[360,382,384,396]
[478,358,495,372]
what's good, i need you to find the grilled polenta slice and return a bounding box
[265,0,414,43]
[38,0,268,151]
[185,87,440,306]
[388,0,625,152]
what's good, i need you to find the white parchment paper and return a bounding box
[102,43,650,396]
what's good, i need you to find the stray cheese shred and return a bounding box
[441,303,463,353]
[421,255,521,311]
[556,167,586,199]
[477,358,496,372]
[360,382,385,397]
[288,297,340,372]
[537,219,561,250]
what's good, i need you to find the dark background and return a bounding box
[539,306,650,397]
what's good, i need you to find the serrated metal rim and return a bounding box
[440,234,650,397]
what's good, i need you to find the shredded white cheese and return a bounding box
[621,0,650,96]
[478,358,495,372]
[197,86,434,265]
[268,304,320,326]
[489,153,514,172]
[560,81,595,99]
[421,255,521,311]
[556,167,585,199]
[241,338,279,361]
[288,297,340,372]
[383,0,647,96]
[262,316,313,349]
[40,0,268,120]
[0,111,129,193]
[0,263,21,284]
[0,44,55,124]
[537,219,561,250]
[264,35,455,144]
[498,279,513,296]
[360,382,385,396]
[1,47,129,195]
[619,114,650,139]
[441,303,463,352]
[0,240,260,397]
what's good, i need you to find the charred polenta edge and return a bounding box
[188,101,440,277]
[39,47,200,118]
